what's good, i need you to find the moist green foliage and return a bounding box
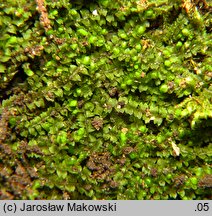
[0,0,212,199]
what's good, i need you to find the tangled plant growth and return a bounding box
[0,0,212,199]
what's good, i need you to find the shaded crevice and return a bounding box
[0,66,28,103]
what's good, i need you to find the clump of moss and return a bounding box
[0,0,212,199]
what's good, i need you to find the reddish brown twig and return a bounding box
[35,0,51,31]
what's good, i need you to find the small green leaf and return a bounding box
[137,26,146,36]
[89,35,97,44]
[54,88,63,97]
[67,156,78,166]
[120,133,127,143]
[7,36,17,44]
[164,60,172,67]
[81,56,91,65]
[65,185,76,192]
[182,28,190,36]
[145,177,152,186]
[68,100,78,107]
[56,131,67,145]
[160,84,168,93]
[77,128,85,136]
[56,169,67,179]
[139,125,147,133]
[9,117,16,127]
[0,64,6,73]
[106,15,114,23]
[190,177,198,185]
[77,28,89,36]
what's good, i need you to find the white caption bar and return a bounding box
[0,200,211,216]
